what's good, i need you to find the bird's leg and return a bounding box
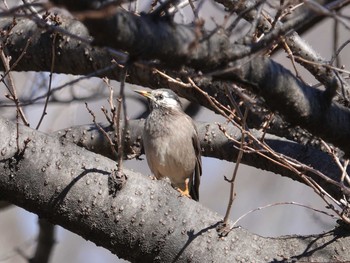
[176,178,191,199]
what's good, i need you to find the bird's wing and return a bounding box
[190,126,202,201]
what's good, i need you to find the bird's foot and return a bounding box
[175,178,191,199]
[176,187,191,199]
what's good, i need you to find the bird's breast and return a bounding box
[143,114,196,183]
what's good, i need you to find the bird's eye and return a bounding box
[157,94,164,100]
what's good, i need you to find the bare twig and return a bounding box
[221,108,249,232]
[218,111,350,225]
[281,37,304,82]
[330,39,350,65]
[320,139,350,185]
[231,201,336,228]
[0,48,29,127]
[36,32,57,130]
[0,38,32,85]
[115,66,128,173]
[294,55,350,75]
[85,102,117,158]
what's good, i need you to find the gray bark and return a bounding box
[1,1,350,262]
[1,116,350,262]
[1,5,350,155]
[58,120,349,200]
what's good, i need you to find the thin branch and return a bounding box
[85,101,117,159]
[2,115,350,262]
[0,48,29,126]
[115,66,128,173]
[330,39,350,65]
[0,37,32,85]
[220,108,248,236]
[36,32,57,130]
[231,201,336,228]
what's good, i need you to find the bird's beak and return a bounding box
[134,90,152,99]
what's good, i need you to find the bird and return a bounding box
[135,89,202,201]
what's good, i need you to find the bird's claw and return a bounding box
[176,178,191,199]
[176,188,192,199]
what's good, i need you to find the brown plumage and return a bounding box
[135,89,201,201]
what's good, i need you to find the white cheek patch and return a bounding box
[164,98,179,108]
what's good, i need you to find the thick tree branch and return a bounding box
[57,120,350,200]
[215,57,350,156]
[30,219,56,263]
[216,0,350,99]
[0,15,293,143]
[0,200,11,209]
[1,10,350,154]
[49,2,243,70]
[2,2,350,262]
[0,17,114,77]
[1,116,350,262]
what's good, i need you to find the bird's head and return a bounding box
[135,89,183,111]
